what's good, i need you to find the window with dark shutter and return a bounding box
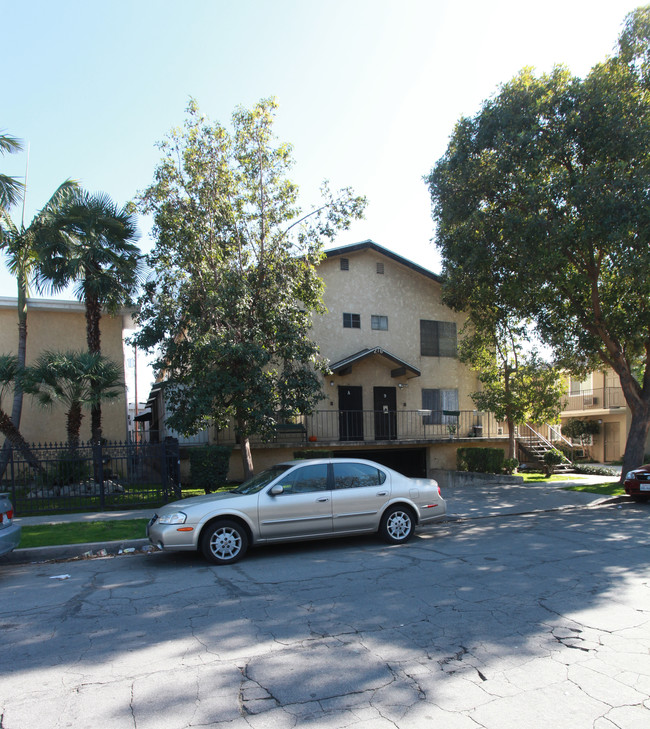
[376,262,384,274]
[340,258,349,271]
[420,320,457,357]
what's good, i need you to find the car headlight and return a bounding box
[158,511,187,525]
[625,472,635,480]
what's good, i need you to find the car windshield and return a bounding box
[231,465,292,495]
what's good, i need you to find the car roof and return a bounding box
[277,458,390,469]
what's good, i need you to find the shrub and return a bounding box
[189,445,232,493]
[543,448,565,475]
[503,457,519,475]
[457,447,505,474]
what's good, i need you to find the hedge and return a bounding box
[189,445,232,492]
[456,447,505,474]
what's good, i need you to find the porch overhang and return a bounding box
[329,348,421,379]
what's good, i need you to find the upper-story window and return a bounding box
[340,258,349,271]
[371,315,388,331]
[343,312,361,328]
[376,262,385,274]
[420,320,457,357]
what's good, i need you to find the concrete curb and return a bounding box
[3,538,151,565]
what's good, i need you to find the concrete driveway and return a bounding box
[1,478,648,729]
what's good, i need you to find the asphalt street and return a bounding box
[1,481,649,729]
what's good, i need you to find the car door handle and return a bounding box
[317,497,330,502]
[376,491,388,496]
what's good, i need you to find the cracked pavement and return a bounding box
[1,498,649,728]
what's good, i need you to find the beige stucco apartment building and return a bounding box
[0,297,131,444]
[148,240,507,481]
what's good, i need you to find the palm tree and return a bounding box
[37,190,141,443]
[23,351,124,452]
[0,182,78,433]
[0,132,23,212]
[0,355,41,471]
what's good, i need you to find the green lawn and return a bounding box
[19,519,150,549]
[562,482,625,497]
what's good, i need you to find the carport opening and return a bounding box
[332,448,427,478]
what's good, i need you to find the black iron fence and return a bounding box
[1,439,181,516]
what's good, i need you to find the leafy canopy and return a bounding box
[135,98,366,451]
[427,5,650,473]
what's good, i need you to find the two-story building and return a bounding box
[0,297,132,444]
[148,240,508,481]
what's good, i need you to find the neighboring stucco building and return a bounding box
[148,240,508,481]
[560,369,634,463]
[0,297,132,444]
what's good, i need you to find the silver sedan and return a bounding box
[147,458,447,564]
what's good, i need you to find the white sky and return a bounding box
[1,0,643,396]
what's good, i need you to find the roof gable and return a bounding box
[323,240,442,283]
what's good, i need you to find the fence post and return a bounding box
[162,437,181,500]
[93,441,105,509]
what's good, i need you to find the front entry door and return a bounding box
[604,421,620,462]
[339,386,363,441]
[374,387,397,440]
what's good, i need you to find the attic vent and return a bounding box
[340,258,349,271]
[376,262,384,274]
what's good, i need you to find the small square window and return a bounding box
[340,258,349,271]
[343,313,361,328]
[371,315,388,330]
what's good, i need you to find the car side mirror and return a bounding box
[270,484,284,496]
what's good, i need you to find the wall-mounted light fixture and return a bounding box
[330,381,335,386]
[398,383,408,389]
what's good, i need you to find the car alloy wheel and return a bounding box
[201,520,249,565]
[380,506,414,544]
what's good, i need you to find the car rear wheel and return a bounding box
[200,520,249,564]
[631,494,650,503]
[379,505,415,544]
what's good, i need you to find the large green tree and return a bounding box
[427,5,650,478]
[135,98,366,478]
[38,190,140,443]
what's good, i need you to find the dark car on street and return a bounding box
[624,465,650,502]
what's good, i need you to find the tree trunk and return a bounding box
[237,415,254,480]
[0,409,43,472]
[67,402,83,453]
[85,291,103,444]
[0,279,28,479]
[620,403,650,482]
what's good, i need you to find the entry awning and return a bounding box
[329,348,421,378]
[134,411,152,422]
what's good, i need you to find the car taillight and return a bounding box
[2,509,13,522]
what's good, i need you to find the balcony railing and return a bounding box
[561,387,626,412]
[205,410,505,446]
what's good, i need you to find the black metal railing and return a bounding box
[192,410,503,446]
[1,439,181,516]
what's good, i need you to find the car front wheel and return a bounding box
[201,520,249,564]
[380,505,415,544]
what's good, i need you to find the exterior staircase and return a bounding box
[516,423,574,473]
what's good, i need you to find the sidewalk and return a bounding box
[4,473,622,565]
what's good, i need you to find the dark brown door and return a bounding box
[374,387,397,440]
